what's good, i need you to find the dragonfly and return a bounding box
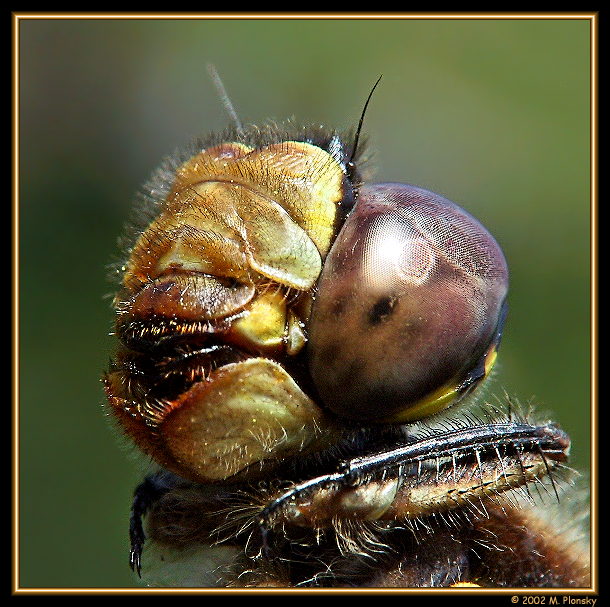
[103,73,590,588]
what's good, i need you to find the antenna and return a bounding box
[206,63,243,134]
[348,75,383,167]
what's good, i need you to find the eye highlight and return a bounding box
[308,183,509,422]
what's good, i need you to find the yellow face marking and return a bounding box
[231,290,287,352]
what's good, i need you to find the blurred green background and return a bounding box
[18,17,591,588]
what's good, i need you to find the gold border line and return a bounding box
[12,11,598,595]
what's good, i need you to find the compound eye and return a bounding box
[308,183,509,422]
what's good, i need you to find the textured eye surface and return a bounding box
[308,183,509,421]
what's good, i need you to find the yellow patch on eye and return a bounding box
[382,344,500,424]
[382,383,459,424]
[484,347,498,376]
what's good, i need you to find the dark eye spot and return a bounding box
[316,344,340,367]
[368,296,396,325]
[330,297,347,318]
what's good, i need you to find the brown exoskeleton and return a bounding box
[103,79,590,588]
